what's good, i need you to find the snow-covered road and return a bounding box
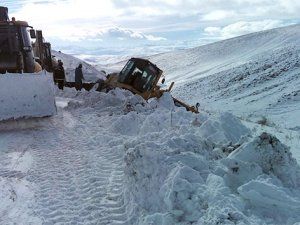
[0,95,133,225]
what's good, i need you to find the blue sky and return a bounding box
[2,0,300,55]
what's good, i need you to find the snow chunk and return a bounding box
[199,112,250,144]
[229,132,300,187]
[238,175,300,211]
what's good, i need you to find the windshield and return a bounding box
[132,64,159,92]
[0,25,20,52]
[119,60,135,83]
[142,67,157,91]
[20,26,31,48]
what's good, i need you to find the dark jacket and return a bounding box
[75,66,84,83]
[54,64,65,80]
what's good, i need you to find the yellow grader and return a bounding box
[96,58,199,113]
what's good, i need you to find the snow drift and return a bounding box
[116,92,300,225]
[55,87,300,225]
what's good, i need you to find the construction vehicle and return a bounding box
[32,29,58,73]
[0,6,56,121]
[98,58,199,113]
[31,29,67,90]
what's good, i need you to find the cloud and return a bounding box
[4,0,300,49]
[94,27,166,41]
[6,1,165,41]
[204,20,290,39]
[202,10,236,21]
[8,0,300,28]
[49,26,166,45]
[12,0,120,24]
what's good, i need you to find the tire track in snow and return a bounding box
[26,108,134,224]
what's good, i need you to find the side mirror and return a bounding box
[29,29,36,38]
[161,78,165,84]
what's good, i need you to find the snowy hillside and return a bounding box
[150,24,300,84]
[147,24,300,157]
[148,24,300,127]
[1,24,300,225]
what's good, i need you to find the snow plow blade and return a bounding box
[64,81,96,91]
[0,71,56,121]
[173,97,199,113]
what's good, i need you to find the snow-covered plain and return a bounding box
[1,24,300,225]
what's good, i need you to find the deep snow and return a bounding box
[1,24,300,225]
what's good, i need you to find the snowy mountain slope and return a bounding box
[150,24,300,85]
[172,45,300,127]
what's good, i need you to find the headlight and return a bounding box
[23,46,32,51]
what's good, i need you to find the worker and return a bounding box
[75,63,84,90]
[54,60,65,90]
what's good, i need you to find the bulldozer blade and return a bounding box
[0,71,56,121]
[64,81,96,91]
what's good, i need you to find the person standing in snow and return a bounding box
[75,63,84,90]
[54,60,66,90]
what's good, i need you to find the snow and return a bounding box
[1,24,300,224]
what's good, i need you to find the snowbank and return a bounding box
[124,125,300,225]
[59,87,300,224]
[61,89,299,225]
[3,84,300,224]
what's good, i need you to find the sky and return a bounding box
[2,0,300,55]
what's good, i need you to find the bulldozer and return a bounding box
[0,6,56,121]
[97,58,199,113]
[32,29,58,73]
